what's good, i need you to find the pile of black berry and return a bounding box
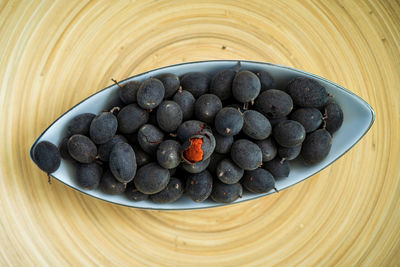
[32,68,343,204]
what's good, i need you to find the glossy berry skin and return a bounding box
[324,102,344,134]
[256,138,277,162]
[100,170,126,195]
[210,69,236,100]
[136,78,165,109]
[242,168,275,193]
[181,156,211,174]
[173,90,196,120]
[125,182,149,201]
[157,140,181,169]
[186,170,213,202]
[194,94,222,124]
[242,110,272,140]
[132,144,153,167]
[231,139,262,171]
[176,120,209,143]
[134,163,170,194]
[278,145,301,161]
[290,108,323,133]
[255,89,293,119]
[255,70,275,92]
[117,104,149,134]
[211,182,243,203]
[97,135,127,162]
[156,100,183,132]
[216,159,244,184]
[76,162,102,190]
[66,113,96,136]
[301,129,332,164]
[232,70,261,103]
[33,141,61,173]
[214,133,234,154]
[263,158,290,179]
[273,120,306,148]
[137,124,164,155]
[89,112,118,144]
[286,77,329,108]
[269,116,288,127]
[109,142,137,184]
[155,73,180,99]
[150,177,183,204]
[67,134,97,163]
[214,107,244,136]
[119,80,142,104]
[207,153,226,174]
[180,72,210,98]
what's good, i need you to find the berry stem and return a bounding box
[111,78,122,88]
[110,106,120,113]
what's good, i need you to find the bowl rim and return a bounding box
[30,59,376,211]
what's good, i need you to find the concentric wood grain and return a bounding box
[0,0,399,266]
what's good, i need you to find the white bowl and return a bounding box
[30,60,375,210]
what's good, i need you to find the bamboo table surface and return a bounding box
[1,0,399,266]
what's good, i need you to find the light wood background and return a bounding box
[0,0,399,266]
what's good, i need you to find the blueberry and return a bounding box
[125,182,149,201]
[255,89,293,119]
[76,162,102,190]
[180,72,210,98]
[210,69,236,100]
[242,110,272,140]
[66,113,96,136]
[132,144,153,167]
[150,177,183,204]
[273,120,306,147]
[97,135,127,162]
[216,159,244,184]
[207,153,226,174]
[157,140,181,169]
[263,158,290,179]
[134,162,170,194]
[89,112,118,144]
[255,70,275,92]
[177,120,209,142]
[156,100,183,132]
[137,78,165,109]
[232,70,261,104]
[324,102,343,134]
[242,168,275,193]
[155,73,180,99]
[33,141,61,173]
[255,138,277,162]
[214,107,243,136]
[181,156,211,174]
[301,129,332,164]
[117,104,149,134]
[211,181,243,203]
[109,142,137,184]
[100,170,126,195]
[290,108,323,133]
[231,139,262,170]
[67,134,97,163]
[186,170,213,202]
[173,89,196,120]
[278,145,301,161]
[137,124,164,155]
[119,80,141,104]
[286,77,329,108]
[194,94,222,124]
[214,133,234,154]
[59,137,73,161]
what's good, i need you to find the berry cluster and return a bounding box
[33,68,343,204]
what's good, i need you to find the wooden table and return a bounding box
[1,1,399,266]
